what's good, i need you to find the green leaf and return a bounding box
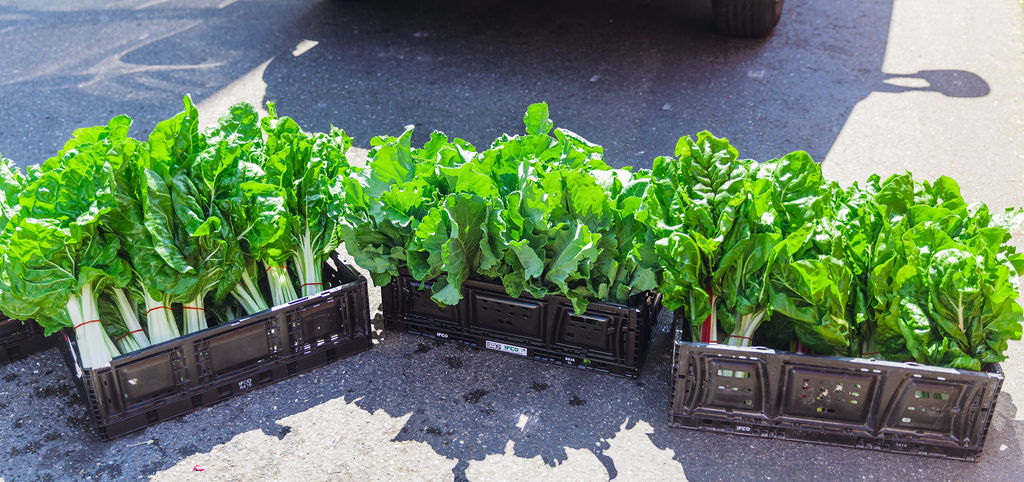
[523,102,554,136]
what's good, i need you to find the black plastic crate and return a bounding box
[669,312,1004,460]
[382,274,661,378]
[60,253,372,440]
[0,316,53,365]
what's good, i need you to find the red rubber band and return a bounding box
[300,282,321,288]
[182,306,205,311]
[74,319,100,330]
[266,265,287,272]
[115,329,145,343]
[727,334,752,341]
[862,352,880,356]
[146,305,171,315]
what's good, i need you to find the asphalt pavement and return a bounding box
[0,0,1023,480]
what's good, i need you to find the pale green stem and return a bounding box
[957,292,964,333]
[265,263,297,307]
[708,297,719,344]
[231,269,269,314]
[70,282,118,369]
[231,287,263,315]
[145,292,179,344]
[295,227,324,298]
[115,335,143,354]
[183,294,208,333]
[726,310,766,347]
[111,287,150,349]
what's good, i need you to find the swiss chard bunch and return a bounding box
[0,97,359,368]
[339,103,657,312]
[650,131,1024,370]
[148,96,253,335]
[643,132,783,344]
[257,103,352,301]
[856,174,1024,370]
[1,117,135,368]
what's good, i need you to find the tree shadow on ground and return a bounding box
[261,0,987,166]
[0,0,304,166]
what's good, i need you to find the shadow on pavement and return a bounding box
[0,0,992,168]
[0,310,676,480]
[0,1,301,166]
[259,0,988,165]
[0,0,1012,479]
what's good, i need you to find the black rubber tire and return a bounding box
[711,0,784,38]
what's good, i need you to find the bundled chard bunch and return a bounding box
[648,132,1024,370]
[643,132,827,347]
[339,103,658,312]
[0,96,352,369]
[840,174,1024,370]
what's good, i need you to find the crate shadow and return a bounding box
[0,309,679,479]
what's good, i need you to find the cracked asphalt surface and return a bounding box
[1,0,1024,480]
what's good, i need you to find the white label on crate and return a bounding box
[238,378,253,391]
[735,425,752,433]
[486,340,527,357]
[436,332,450,339]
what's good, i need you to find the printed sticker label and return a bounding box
[485,340,527,357]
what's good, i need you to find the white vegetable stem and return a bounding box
[725,310,766,347]
[705,295,720,344]
[114,334,143,354]
[68,282,120,369]
[183,295,208,333]
[292,226,323,298]
[111,288,150,349]
[231,268,269,314]
[860,324,880,358]
[144,292,179,344]
[294,227,323,298]
[265,263,297,307]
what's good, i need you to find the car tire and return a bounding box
[711,0,784,38]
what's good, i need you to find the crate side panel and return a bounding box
[668,335,1005,460]
[883,377,971,438]
[114,351,180,407]
[288,297,346,352]
[469,291,545,341]
[779,365,879,425]
[696,356,768,415]
[406,280,458,324]
[552,303,619,359]
[0,318,53,365]
[205,322,275,376]
[62,262,373,440]
[0,317,24,339]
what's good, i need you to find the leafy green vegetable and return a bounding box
[643,132,755,343]
[3,117,134,368]
[339,103,656,312]
[649,133,1023,371]
[258,103,352,301]
[1,98,1018,374]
